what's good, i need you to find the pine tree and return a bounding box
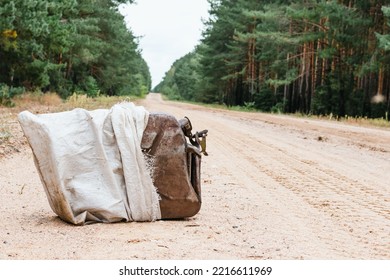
[0,0,150,99]
[189,0,390,118]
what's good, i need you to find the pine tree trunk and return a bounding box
[377,63,384,97]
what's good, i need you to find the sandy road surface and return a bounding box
[1,93,389,260]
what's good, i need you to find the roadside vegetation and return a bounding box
[155,0,390,121]
[0,0,150,105]
[0,91,137,158]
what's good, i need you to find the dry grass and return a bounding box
[0,92,139,158]
[64,93,136,111]
[12,92,63,109]
[0,109,25,157]
[9,92,138,113]
[312,114,390,129]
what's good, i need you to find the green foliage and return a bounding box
[159,0,390,120]
[0,83,24,107]
[154,51,201,101]
[377,6,390,51]
[76,76,100,97]
[0,84,13,107]
[0,0,150,98]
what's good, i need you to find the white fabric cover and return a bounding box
[18,102,161,225]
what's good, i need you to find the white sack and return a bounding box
[18,102,161,225]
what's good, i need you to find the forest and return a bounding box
[0,0,151,104]
[155,0,390,119]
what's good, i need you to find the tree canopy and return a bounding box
[0,0,151,99]
[157,0,390,119]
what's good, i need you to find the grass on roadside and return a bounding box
[65,93,137,111]
[10,91,139,112]
[0,91,141,157]
[165,95,390,128]
[308,113,390,128]
[0,111,18,157]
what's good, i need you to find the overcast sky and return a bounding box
[119,0,210,88]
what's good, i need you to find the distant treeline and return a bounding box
[0,0,151,101]
[155,0,390,119]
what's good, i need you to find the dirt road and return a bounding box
[1,93,389,259]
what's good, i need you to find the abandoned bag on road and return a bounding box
[18,102,206,225]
